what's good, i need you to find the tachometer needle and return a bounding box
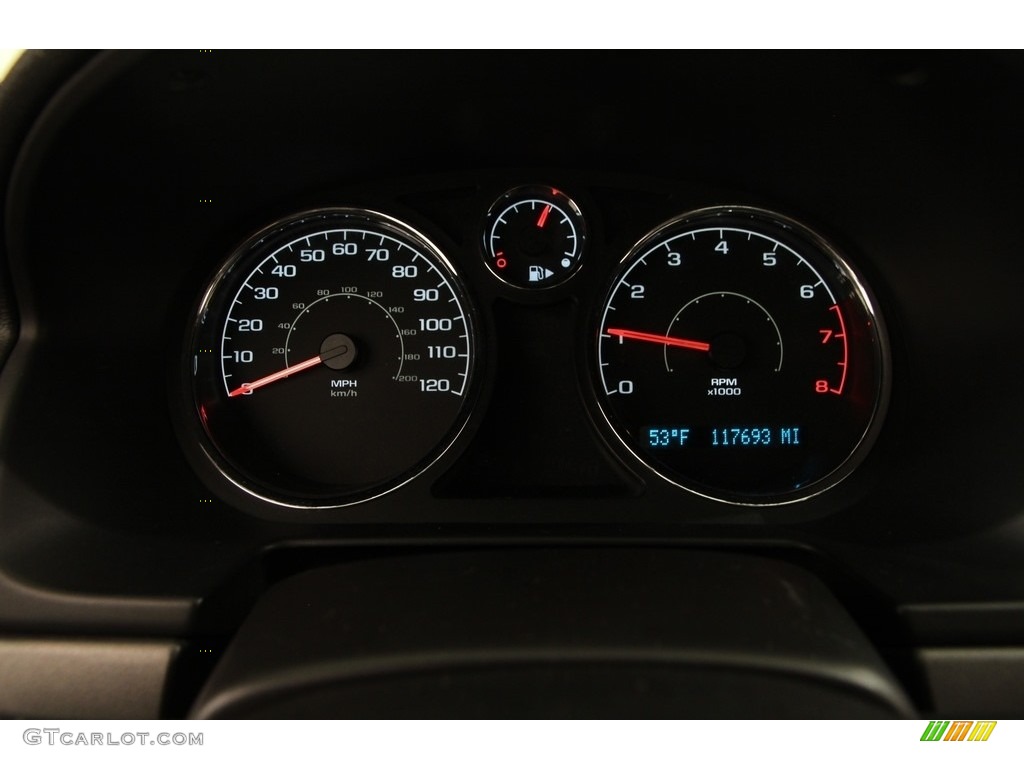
[607,327,711,352]
[228,353,323,397]
[536,204,552,228]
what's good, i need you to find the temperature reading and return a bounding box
[648,427,691,447]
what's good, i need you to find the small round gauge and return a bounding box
[483,185,586,288]
[594,206,888,505]
[188,208,478,509]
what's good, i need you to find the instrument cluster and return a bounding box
[181,181,889,521]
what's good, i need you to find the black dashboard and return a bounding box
[1,51,1023,718]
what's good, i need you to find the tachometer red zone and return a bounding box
[819,304,849,395]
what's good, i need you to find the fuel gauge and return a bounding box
[483,185,586,289]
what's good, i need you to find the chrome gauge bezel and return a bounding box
[481,184,588,290]
[184,207,482,513]
[591,205,891,507]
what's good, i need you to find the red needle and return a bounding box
[607,327,711,352]
[536,204,552,228]
[228,353,323,397]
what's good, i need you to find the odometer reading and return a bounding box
[595,207,887,505]
[190,209,477,508]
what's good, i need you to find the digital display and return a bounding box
[710,426,801,446]
[647,427,691,447]
[647,426,802,448]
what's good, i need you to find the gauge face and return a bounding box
[483,185,586,288]
[595,207,888,505]
[190,209,477,508]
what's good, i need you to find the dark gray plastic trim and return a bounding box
[192,549,916,718]
[0,637,179,718]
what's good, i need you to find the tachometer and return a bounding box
[594,206,888,505]
[188,208,478,510]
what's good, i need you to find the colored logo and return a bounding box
[920,721,996,742]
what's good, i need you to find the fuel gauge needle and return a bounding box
[536,203,552,228]
[228,353,322,397]
[606,327,711,352]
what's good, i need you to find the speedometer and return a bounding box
[594,206,888,505]
[188,208,478,510]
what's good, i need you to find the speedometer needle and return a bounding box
[606,327,711,352]
[228,354,323,397]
